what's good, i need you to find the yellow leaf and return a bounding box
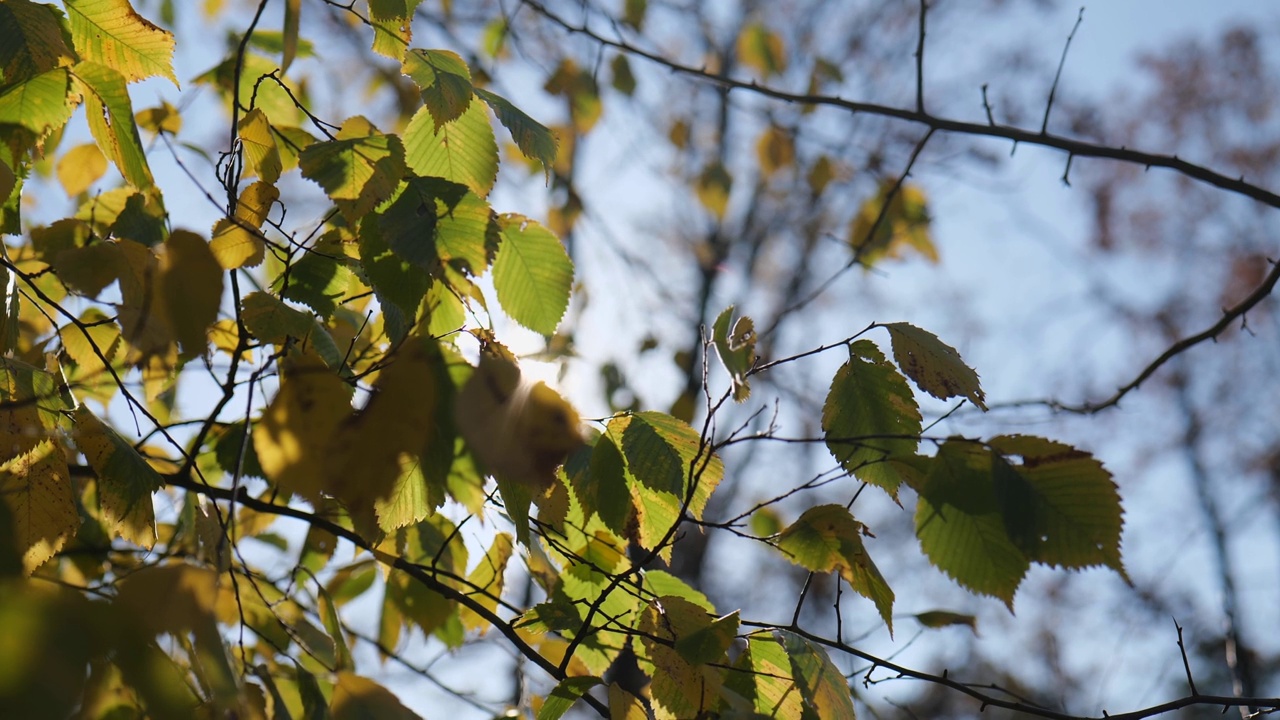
[56,143,108,196]
[52,242,120,298]
[458,533,513,632]
[112,239,174,357]
[135,99,182,135]
[65,0,178,85]
[253,351,350,504]
[756,125,795,178]
[326,337,438,531]
[0,440,77,575]
[330,672,420,720]
[210,218,266,270]
[736,23,787,77]
[209,319,251,361]
[74,406,162,548]
[158,229,223,355]
[114,563,223,635]
[608,684,647,720]
[235,180,279,226]
[455,343,583,493]
[695,162,732,220]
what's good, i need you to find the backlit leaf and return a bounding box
[159,229,223,355]
[883,322,986,410]
[0,440,77,575]
[849,181,936,266]
[65,0,177,84]
[492,214,573,336]
[403,99,498,197]
[777,504,894,633]
[135,99,181,135]
[299,122,406,223]
[459,533,513,632]
[74,61,154,189]
[712,306,756,402]
[777,630,857,719]
[74,406,162,548]
[474,86,557,174]
[638,596,728,719]
[368,0,412,62]
[822,340,922,496]
[0,68,74,137]
[696,162,732,219]
[56,143,107,196]
[252,350,350,504]
[401,48,472,128]
[916,476,1028,610]
[0,1,78,84]
[239,108,282,183]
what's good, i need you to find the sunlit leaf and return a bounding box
[73,61,154,189]
[253,350,350,504]
[403,99,498,197]
[299,120,405,223]
[777,630,857,719]
[74,406,162,548]
[135,99,181,135]
[883,322,986,410]
[474,86,557,174]
[65,0,177,84]
[56,143,107,196]
[330,672,420,720]
[368,0,412,62]
[0,439,77,575]
[459,532,513,632]
[849,181,937,266]
[401,48,472,128]
[492,214,573,336]
[0,68,74,137]
[637,596,728,719]
[777,504,894,632]
[822,339,922,496]
[696,162,732,219]
[539,677,602,720]
[239,108,282,183]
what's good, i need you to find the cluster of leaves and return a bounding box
[0,1,1126,718]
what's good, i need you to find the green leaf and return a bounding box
[883,322,986,410]
[73,61,154,189]
[989,435,1126,577]
[317,581,352,671]
[712,305,757,402]
[299,123,406,223]
[492,214,573,335]
[776,505,893,633]
[275,240,356,319]
[65,0,177,85]
[643,570,716,614]
[281,0,300,72]
[403,99,498,197]
[917,495,1028,609]
[474,86,557,173]
[539,677,603,720]
[359,213,429,322]
[637,596,729,718]
[727,633,805,719]
[575,430,631,537]
[914,610,978,632]
[777,630,856,720]
[401,48,473,128]
[822,340,922,496]
[0,68,74,136]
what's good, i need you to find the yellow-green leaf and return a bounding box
[712,305,756,402]
[914,610,978,632]
[777,630,857,719]
[65,0,177,85]
[492,214,573,336]
[299,123,405,223]
[637,596,727,719]
[883,322,986,410]
[238,108,282,183]
[135,99,181,135]
[209,218,265,270]
[330,672,421,720]
[736,23,787,78]
[403,98,498,197]
[74,405,162,547]
[368,0,411,61]
[0,440,77,575]
[401,48,472,128]
[776,504,894,633]
[822,339,922,496]
[73,61,154,189]
[0,68,74,136]
[696,162,732,219]
[459,532,513,632]
[281,0,300,72]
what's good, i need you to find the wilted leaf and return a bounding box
[883,322,986,410]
